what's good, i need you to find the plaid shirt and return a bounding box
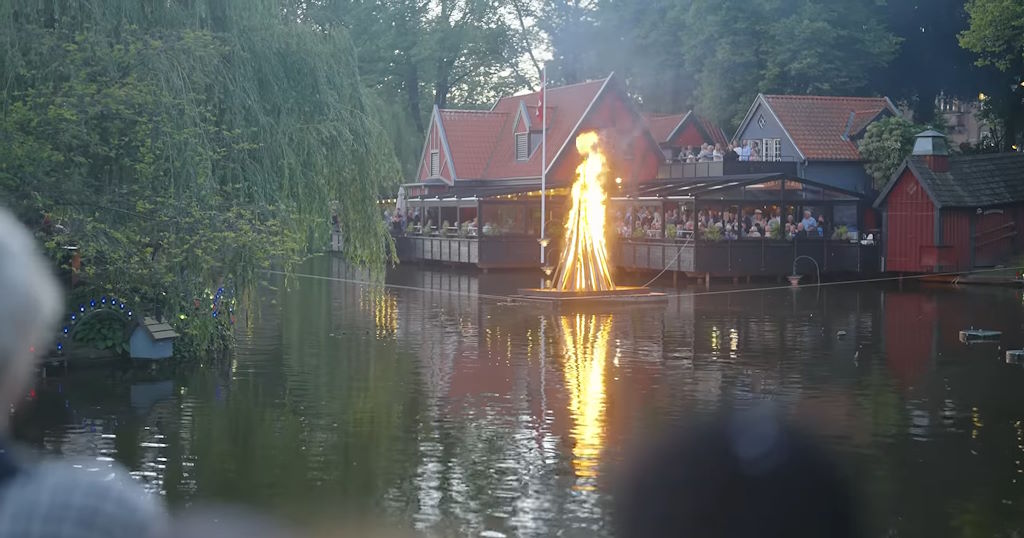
[0,453,169,538]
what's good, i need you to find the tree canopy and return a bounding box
[959,0,1024,148]
[0,0,400,355]
[858,117,931,189]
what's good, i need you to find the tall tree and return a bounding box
[875,0,998,123]
[0,0,399,355]
[543,0,899,131]
[299,0,531,176]
[958,0,1024,148]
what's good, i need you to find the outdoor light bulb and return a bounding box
[979,92,988,101]
[615,177,622,184]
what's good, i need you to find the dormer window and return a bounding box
[429,150,440,176]
[515,133,529,161]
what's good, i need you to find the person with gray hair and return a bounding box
[0,207,170,538]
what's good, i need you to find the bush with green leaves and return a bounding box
[859,117,932,189]
[701,226,724,242]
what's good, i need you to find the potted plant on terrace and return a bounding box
[701,226,723,242]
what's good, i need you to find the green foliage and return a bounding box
[701,226,723,242]
[959,0,1024,149]
[0,0,399,358]
[298,0,533,177]
[71,312,128,353]
[858,117,929,189]
[538,0,898,129]
[959,0,1024,72]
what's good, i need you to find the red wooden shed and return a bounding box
[874,131,1024,273]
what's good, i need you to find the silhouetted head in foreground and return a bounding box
[616,408,857,538]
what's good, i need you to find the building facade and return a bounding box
[874,131,1024,273]
[733,94,899,194]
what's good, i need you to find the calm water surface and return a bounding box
[14,256,1024,537]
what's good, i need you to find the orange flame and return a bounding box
[553,132,616,291]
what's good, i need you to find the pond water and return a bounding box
[13,256,1024,537]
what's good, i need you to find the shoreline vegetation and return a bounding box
[0,0,399,358]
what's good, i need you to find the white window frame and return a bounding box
[429,150,440,176]
[515,132,529,161]
[761,138,782,162]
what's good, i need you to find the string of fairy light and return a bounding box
[55,287,235,354]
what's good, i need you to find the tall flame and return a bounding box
[553,132,616,291]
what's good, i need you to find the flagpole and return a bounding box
[540,65,547,270]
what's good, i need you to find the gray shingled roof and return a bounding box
[142,317,179,341]
[876,153,1024,208]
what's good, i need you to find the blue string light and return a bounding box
[56,295,137,354]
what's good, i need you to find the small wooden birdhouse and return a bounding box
[130,317,179,360]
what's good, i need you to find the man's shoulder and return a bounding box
[0,460,169,537]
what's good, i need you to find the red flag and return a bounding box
[536,71,545,123]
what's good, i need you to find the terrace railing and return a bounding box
[656,159,800,180]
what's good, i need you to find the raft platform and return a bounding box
[513,286,667,308]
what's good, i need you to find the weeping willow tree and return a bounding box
[0,0,400,355]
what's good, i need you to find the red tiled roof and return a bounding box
[762,95,896,161]
[424,78,608,181]
[644,112,728,147]
[438,110,508,179]
[696,115,729,146]
[482,78,608,180]
[646,114,686,143]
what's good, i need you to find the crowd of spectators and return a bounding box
[675,141,763,163]
[618,205,849,241]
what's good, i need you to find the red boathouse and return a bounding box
[874,131,1024,273]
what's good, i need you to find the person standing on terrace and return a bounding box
[801,210,817,235]
[738,141,752,161]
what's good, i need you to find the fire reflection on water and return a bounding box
[559,313,612,490]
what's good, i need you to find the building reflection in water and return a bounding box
[558,313,612,491]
